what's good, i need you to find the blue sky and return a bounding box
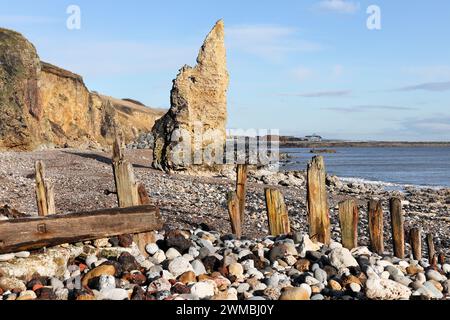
[1,0,450,141]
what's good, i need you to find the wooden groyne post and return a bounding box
[426,234,436,261]
[410,227,422,260]
[112,135,154,255]
[227,191,242,239]
[265,188,290,236]
[236,164,248,223]
[390,197,405,259]
[35,161,56,216]
[368,200,384,255]
[338,199,359,250]
[306,156,330,244]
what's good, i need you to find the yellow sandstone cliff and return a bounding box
[0,28,165,151]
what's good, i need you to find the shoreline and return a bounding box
[280,141,450,148]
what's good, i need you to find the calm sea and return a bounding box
[280,147,450,189]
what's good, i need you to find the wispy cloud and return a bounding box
[315,0,360,14]
[401,115,450,135]
[324,105,416,113]
[0,15,59,24]
[279,90,351,98]
[227,24,322,61]
[394,81,450,92]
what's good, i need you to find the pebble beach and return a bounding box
[0,148,450,300]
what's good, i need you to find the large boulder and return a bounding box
[152,20,229,172]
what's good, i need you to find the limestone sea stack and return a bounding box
[152,20,229,172]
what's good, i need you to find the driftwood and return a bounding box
[0,205,162,254]
[306,156,330,244]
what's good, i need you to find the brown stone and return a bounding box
[342,274,362,287]
[117,234,134,248]
[198,274,213,282]
[406,265,423,275]
[36,287,57,300]
[295,259,311,272]
[122,272,147,286]
[179,271,197,284]
[279,287,310,300]
[328,279,342,291]
[118,252,140,272]
[311,286,321,294]
[76,294,96,301]
[82,264,116,288]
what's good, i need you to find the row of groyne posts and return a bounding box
[229,156,445,264]
[0,137,445,265]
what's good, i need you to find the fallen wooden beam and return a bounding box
[0,205,162,254]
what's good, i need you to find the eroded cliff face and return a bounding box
[0,28,165,151]
[0,28,42,150]
[152,20,229,172]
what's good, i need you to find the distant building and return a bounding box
[305,134,322,142]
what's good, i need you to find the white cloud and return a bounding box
[316,0,360,14]
[227,24,322,61]
[395,81,450,92]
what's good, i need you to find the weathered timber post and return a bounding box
[112,135,152,256]
[430,254,438,269]
[35,161,56,216]
[368,200,384,255]
[227,191,242,239]
[410,227,422,260]
[236,164,248,223]
[426,234,436,262]
[338,199,359,250]
[390,197,405,259]
[307,156,330,244]
[112,137,140,207]
[265,188,290,236]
